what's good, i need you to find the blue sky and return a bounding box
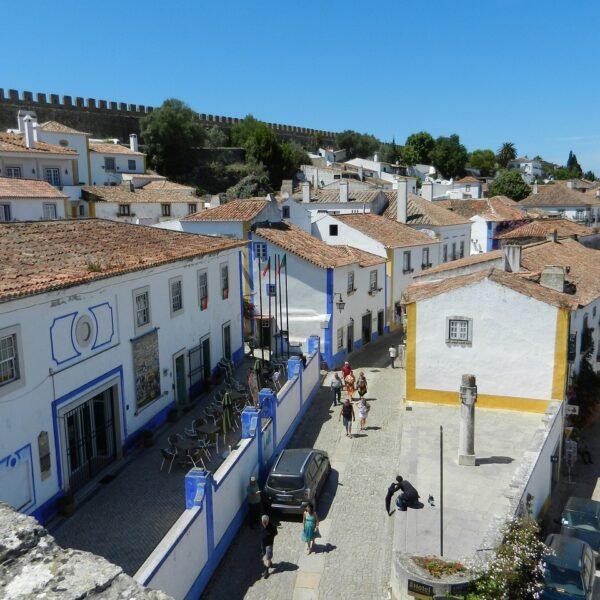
[5,0,600,172]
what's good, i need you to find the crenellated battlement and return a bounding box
[0,88,337,144]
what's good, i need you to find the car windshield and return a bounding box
[564,509,600,530]
[268,475,304,491]
[544,564,585,596]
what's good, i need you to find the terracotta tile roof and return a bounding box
[437,196,529,222]
[335,213,437,248]
[495,219,596,240]
[184,199,269,222]
[82,186,194,204]
[292,188,384,204]
[456,176,480,184]
[254,222,358,269]
[336,245,387,267]
[0,220,246,302]
[521,185,600,208]
[413,248,503,278]
[383,192,471,226]
[0,177,67,199]
[141,180,194,192]
[39,121,90,135]
[89,142,144,156]
[0,132,77,155]
[405,268,572,309]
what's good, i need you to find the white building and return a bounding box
[508,157,544,182]
[312,210,440,330]
[250,221,387,365]
[0,177,68,221]
[317,147,347,164]
[89,136,145,186]
[0,219,245,523]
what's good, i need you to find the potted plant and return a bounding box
[142,429,154,448]
[58,491,76,517]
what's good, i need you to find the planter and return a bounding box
[58,493,76,517]
[142,429,154,448]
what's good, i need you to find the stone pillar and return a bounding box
[458,374,477,466]
[185,467,211,509]
[241,406,260,439]
[259,388,276,419]
[307,335,320,355]
[287,356,302,378]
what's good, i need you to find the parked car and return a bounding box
[560,497,600,557]
[263,449,330,515]
[541,533,595,599]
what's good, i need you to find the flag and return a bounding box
[278,254,286,276]
[261,257,270,278]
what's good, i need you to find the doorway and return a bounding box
[62,386,117,492]
[377,310,384,336]
[346,322,354,354]
[362,312,372,345]
[201,336,211,381]
[173,352,187,408]
[222,322,231,361]
[258,317,271,349]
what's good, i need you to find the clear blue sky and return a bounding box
[5,0,600,172]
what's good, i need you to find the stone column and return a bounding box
[458,374,477,466]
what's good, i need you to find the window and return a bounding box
[221,263,229,299]
[446,317,472,344]
[170,277,183,315]
[329,224,339,236]
[198,270,208,310]
[254,242,267,261]
[576,210,585,221]
[44,167,61,186]
[451,242,457,261]
[337,327,344,350]
[465,184,471,192]
[0,204,11,221]
[104,157,116,172]
[0,333,19,386]
[161,204,171,217]
[459,241,465,258]
[134,288,150,329]
[188,203,197,215]
[443,244,448,262]
[282,206,290,219]
[369,270,378,291]
[266,283,276,297]
[118,204,131,216]
[43,203,57,219]
[6,166,21,178]
[422,247,430,268]
[403,251,412,274]
[128,159,136,170]
[347,271,355,293]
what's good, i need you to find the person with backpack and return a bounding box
[339,398,355,438]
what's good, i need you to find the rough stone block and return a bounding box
[36,93,47,103]
[8,89,19,100]
[87,98,96,109]
[50,94,59,104]
[63,95,72,106]
[23,91,33,101]
[98,99,107,109]
[75,96,84,107]
[109,101,118,110]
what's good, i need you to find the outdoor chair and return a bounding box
[180,448,205,470]
[160,447,178,473]
[167,433,184,449]
[184,418,206,439]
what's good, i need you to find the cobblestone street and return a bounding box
[203,332,405,600]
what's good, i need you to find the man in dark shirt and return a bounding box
[260,515,278,578]
[385,476,402,515]
[396,476,420,511]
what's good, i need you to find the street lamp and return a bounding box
[334,293,346,312]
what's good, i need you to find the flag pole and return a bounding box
[258,254,265,364]
[267,255,272,366]
[278,253,284,358]
[284,254,290,359]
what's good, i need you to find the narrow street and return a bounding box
[202,332,405,600]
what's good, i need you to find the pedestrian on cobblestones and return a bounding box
[260,514,278,579]
[356,372,368,399]
[358,397,370,430]
[339,398,355,437]
[341,360,352,379]
[395,476,420,511]
[301,502,321,554]
[247,476,262,528]
[330,373,343,407]
[344,371,356,400]
[385,476,402,515]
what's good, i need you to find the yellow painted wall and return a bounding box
[551,308,569,401]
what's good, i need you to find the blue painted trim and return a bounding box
[330,348,347,369]
[371,331,378,343]
[0,443,36,512]
[238,250,245,347]
[30,490,63,524]
[89,302,115,350]
[324,268,334,367]
[205,474,215,555]
[52,366,125,489]
[384,325,391,334]
[124,400,174,451]
[384,265,388,328]
[232,346,244,364]
[248,232,255,337]
[354,338,363,352]
[50,312,80,365]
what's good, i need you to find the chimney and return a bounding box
[503,244,522,273]
[533,181,538,195]
[374,153,379,162]
[129,133,138,152]
[358,166,364,181]
[566,180,575,189]
[129,181,135,192]
[396,178,408,224]
[23,115,35,149]
[301,182,311,203]
[280,179,293,197]
[422,181,433,202]
[546,229,558,243]
[17,109,37,133]
[339,180,349,203]
[540,266,565,292]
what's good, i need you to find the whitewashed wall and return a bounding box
[94,200,194,225]
[0,198,67,220]
[89,152,144,186]
[37,131,90,185]
[0,155,76,186]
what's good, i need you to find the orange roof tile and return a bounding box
[495,219,595,240]
[185,199,269,222]
[383,192,471,226]
[438,196,529,222]
[142,180,194,191]
[0,220,246,302]
[0,132,77,155]
[82,186,194,204]
[89,142,144,156]
[336,245,387,267]
[521,185,600,208]
[0,177,67,199]
[39,121,90,135]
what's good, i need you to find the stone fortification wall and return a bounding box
[0,88,337,146]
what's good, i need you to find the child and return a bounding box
[358,397,370,430]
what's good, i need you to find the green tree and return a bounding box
[280,141,310,180]
[430,134,468,179]
[405,131,435,164]
[583,170,596,181]
[487,170,531,201]
[496,142,517,168]
[566,150,583,177]
[399,145,419,167]
[379,138,401,164]
[468,149,496,177]
[223,173,273,200]
[140,98,205,179]
[205,125,229,148]
[336,130,380,160]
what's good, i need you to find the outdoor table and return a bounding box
[176,438,198,452]
[195,423,221,436]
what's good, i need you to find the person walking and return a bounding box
[246,476,262,528]
[301,502,321,554]
[356,372,368,399]
[385,476,402,516]
[344,370,356,400]
[339,398,355,438]
[260,514,278,579]
[330,373,343,407]
[358,397,370,430]
[341,360,352,379]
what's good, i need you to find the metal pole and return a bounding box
[278,254,284,358]
[285,255,290,359]
[258,255,265,364]
[440,425,444,557]
[267,256,271,365]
